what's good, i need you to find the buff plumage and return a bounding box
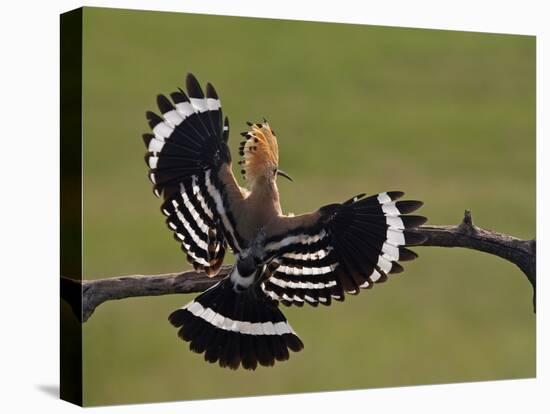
[238,121,279,184]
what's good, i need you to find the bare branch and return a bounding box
[62,267,231,322]
[409,210,536,310]
[61,211,536,322]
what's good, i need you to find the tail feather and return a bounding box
[169,278,303,370]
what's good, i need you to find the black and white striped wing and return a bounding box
[143,73,244,274]
[261,192,427,306]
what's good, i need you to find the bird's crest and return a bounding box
[238,121,279,184]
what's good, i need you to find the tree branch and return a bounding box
[409,210,536,310]
[61,267,232,323]
[61,211,536,323]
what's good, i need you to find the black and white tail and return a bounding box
[169,278,304,370]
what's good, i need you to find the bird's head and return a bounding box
[238,121,293,188]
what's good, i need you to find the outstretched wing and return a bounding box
[261,191,426,306]
[143,73,246,275]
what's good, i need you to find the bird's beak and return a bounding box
[277,169,293,182]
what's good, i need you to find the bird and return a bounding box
[142,73,427,370]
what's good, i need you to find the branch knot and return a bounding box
[457,210,477,234]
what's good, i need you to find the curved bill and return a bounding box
[277,169,293,182]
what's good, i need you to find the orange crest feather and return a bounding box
[238,122,279,183]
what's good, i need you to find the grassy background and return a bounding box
[79,7,535,406]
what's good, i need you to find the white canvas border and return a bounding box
[0,0,546,413]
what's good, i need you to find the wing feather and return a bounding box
[143,73,246,274]
[262,191,426,306]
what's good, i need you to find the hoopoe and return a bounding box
[143,73,427,370]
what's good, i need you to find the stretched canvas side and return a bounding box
[60,7,83,407]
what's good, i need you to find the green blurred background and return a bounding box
[79,7,535,406]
